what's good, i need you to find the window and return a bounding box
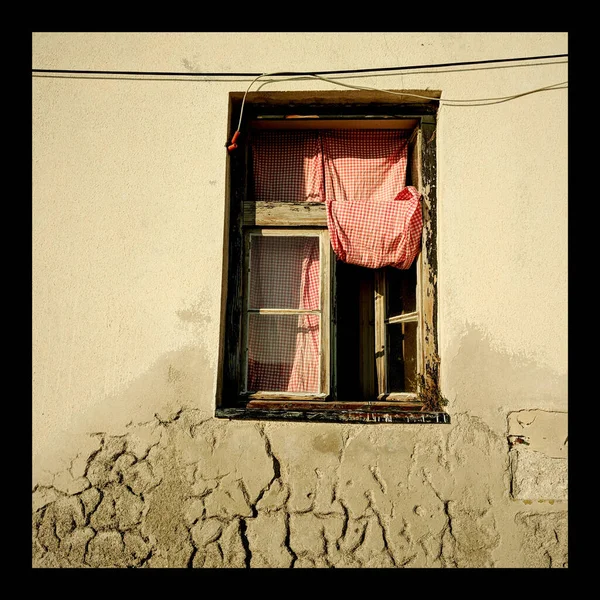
[216,91,448,424]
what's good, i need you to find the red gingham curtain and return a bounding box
[321,130,422,270]
[247,129,422,392]
[247,236,321,393]
[252,131,324,203]
[252,129,422,269]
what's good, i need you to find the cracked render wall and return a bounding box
[32,33,568,568]
[32,409,567,568]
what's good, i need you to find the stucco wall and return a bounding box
[32,32,568,568]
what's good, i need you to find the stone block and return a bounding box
[511,448,568,500]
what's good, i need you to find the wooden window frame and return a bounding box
[216,91,448,424]
[240,228,332,401]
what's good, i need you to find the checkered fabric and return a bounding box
[251,129,422,269]
[320,130,423,270]
[247,129,423,392]
[247,314,320,392]
[252,131,324,203]
[249,236,320,310]
[247,236,321,392]
[326,185,422,270]
[321,130,409,203]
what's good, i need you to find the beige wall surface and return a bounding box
[32,32,568,568]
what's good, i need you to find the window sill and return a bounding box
[215,401,450,424]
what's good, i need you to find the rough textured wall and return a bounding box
[32,409,567,568]
[32,32,568,568]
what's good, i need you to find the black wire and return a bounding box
[31,53,568,78]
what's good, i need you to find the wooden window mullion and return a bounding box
[374,270,386,397]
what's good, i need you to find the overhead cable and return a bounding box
[32,53,568,79]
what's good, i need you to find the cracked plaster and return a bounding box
[32,409,568,568]
[508,410,568,501]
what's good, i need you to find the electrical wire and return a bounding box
[226,70,567,149]
[31,59,568,85]
[252,73,567,105]
[252,60,567,92]
[310,74,567,106]
[31,53,567,79]
[438,82,567,107]
[31,52,568,149]
[236,72,282,131]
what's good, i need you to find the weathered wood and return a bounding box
[374,270,386,396]
[409,126,422,190]
[410,127,425,378]
[377,393,419,402]
[246,400,422,410]
[358,275,375,401]
[250,118,419,130]
[415,253,424,378]
[243,201,327,226]
[320,230,331,395]
[386,311,419,325]
[241,94,440,115]
[215,405,450,424]
[240,229,251,392]
[420,118,439,389]
[241,228,329,395]
[220,99,444,415]
[330,245,338,402]
[242,393,329,401]
[221,107,247,402]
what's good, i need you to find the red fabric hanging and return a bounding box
[326,184,422,270]
[320,129,422,270]
[246,235,321,393]
[251,130,324,203]
[251,129,422,269]
[247,129,422,392]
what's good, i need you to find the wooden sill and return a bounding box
[215,400,450,424]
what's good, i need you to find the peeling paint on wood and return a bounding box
[243,201,327,226]
[215,405,450,424]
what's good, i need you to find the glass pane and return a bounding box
[247,313,320,393]
[249,236,320,310]
[386,263,417,317]
[251,130,323,203]
[387,321,418,392]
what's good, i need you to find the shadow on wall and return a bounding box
[446,324,567,415]
[102,344,215,426]
[33,345,215,485]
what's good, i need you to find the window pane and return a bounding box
[387,321,418,392]
[386,264,417,316]
[247,313,320,393]
[249,236,320,310]
[251,131,323,203]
